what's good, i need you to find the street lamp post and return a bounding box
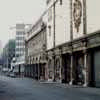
[53,0,56,82]
[69,0,73,85]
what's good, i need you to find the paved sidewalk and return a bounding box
[39,80,100,97]
[39,80,100,91]
[39,80,84,88]
[16,77,100,94]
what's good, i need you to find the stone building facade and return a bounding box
[25,0,100,87]
[25,16,47,80]
[46,0,100,87]
[15,24,25,76]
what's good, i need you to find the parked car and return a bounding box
[2,68,9,72]
[9,72,16,78]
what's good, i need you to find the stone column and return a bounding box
[59,55,62,83]
[41,64,43,79]
[47,59,50,81]
[38,63,40,80]
[29,57,31,77]
[31,64,32,77]
[83,50,88,87]
[32,64,34,78]
[52,57,55,81]
[34,64,36,79]
[69,53,73,85]
[27,65,29,77]
[32,64,34,77]
[45,63,48,80]
[26,65,27,77]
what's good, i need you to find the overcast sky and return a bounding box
[0,0,46,49]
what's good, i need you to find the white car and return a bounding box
[2,68,9,72]
[9,72,16,78]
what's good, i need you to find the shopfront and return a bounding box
[94,50,100,87]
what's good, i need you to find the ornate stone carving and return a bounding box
[73,0,82,32]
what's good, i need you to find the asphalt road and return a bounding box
[0,75,100,100]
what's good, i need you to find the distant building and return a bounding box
[15,24,25,76]
[15,24,25,57]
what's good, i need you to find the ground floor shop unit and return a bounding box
[13,64,25,77]
[25,63,47,81]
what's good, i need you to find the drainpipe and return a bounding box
[83,0,87,35]
[38,59,40,81]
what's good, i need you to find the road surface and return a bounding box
[0,75,100,100]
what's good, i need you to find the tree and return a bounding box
[2,39,15,68]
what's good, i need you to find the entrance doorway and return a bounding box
[62,54,70,83]
[48,59,54,81]
[73,51,84,85]
[94,50,100,87]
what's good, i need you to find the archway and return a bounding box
[48,59,54,81]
